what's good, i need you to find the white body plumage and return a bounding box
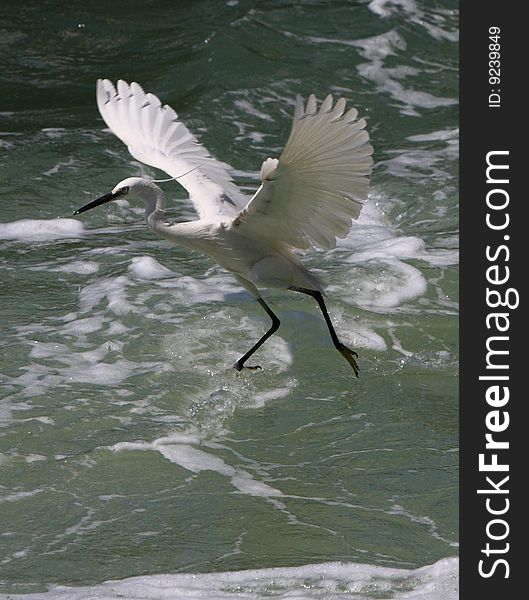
[74,80,373,374]
[120,177,323,296]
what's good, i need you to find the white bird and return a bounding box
[74,79,373,376]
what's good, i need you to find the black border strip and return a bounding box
[460,2,522,596]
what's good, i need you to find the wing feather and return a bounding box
[233,94,373,250]
[96,79,246,219]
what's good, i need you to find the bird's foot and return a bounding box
[234,362,263,373]
[338,344,360,378]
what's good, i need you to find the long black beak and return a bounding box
[73,191,120,216]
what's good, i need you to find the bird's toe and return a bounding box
[338,345,360,377]
[233,362,263,373]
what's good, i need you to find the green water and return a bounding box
[0,1,458,595]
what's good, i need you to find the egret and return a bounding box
[74,80,373,375]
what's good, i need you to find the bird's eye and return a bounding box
[121,186,129,194]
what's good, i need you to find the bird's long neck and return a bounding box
[143,185,166,223]
[143,186,197,247]
[141,182,212,252]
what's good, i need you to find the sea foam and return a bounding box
[0,218,84,241]
[0,556,458,599]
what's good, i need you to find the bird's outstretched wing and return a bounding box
[96,79,247,219]
[233,94,373,249]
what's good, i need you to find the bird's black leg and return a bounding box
[290,286,360,377]
[234,298,281,371]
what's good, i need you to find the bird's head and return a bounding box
[73,177,161,215]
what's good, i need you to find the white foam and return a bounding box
[11,340,172,398]
[382,128,458,183]
[341,320,388,351]
[234,99,273,121]
[77,270,238,318]
[358,259,426,310]
[154,273,241,303]
[328,198,451,311]
[388,327,413,357]
[4,266,296,423]
[0,397,34,427]
[164,308,293,374]
[0,556,458,599]
[368,0,458,42]
[369,0,418,18]
[353,30,456,116]
[389,504,458,548]
[0,218,85,241]
[344,235,424,261]
[109,434,283,498]
[43,157,77,176]
[128,255,176,280]
[60,316,105,336]
[357,61,456,115]
[25,454,47,463]
[252,385,296,408]
[159,310,297,436]
[0,488,45,504]
[305,30,456,116]
[53,260,100,275]
[79,275,135,315]
[40,127,66,138]
[407,128,459,143]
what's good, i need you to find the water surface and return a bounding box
[1,1,458,597]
